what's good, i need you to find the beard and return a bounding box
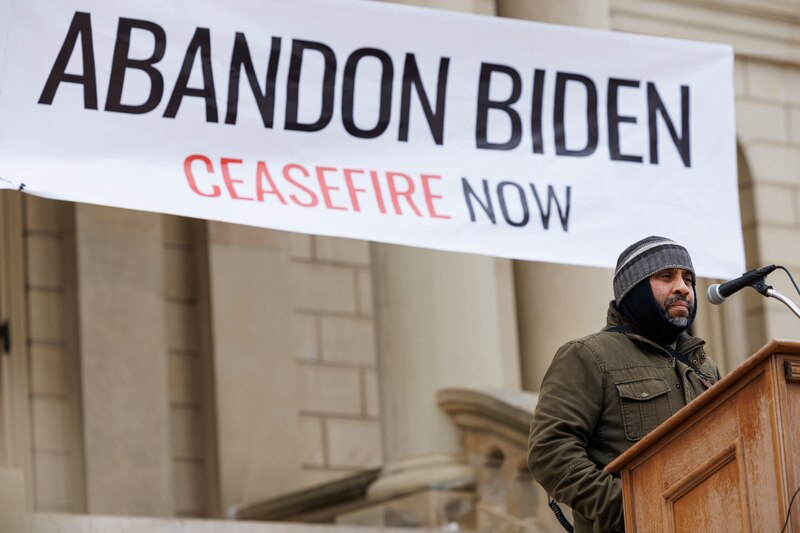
[659,295,694,328]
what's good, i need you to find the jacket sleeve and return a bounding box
[528,340,624,532]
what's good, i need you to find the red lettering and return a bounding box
[386,172,422,216]
[370,170,388,214]
[220,158,252,201]
[283,164,318,207]
[184,154,220,197]
[420,174,451,219]
[343,168,367,212]
[316,166,346,211]
[256,162,287,204]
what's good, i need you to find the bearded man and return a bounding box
[528,236,721,533]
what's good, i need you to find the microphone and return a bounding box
[707,265,777,304]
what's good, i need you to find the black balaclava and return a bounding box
[618,277,696,346]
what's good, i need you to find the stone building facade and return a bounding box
[1,0,800,531]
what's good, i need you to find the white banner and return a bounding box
[0,0,744,277]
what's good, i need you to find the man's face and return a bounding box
[649,268,695,327]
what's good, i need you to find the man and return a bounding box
[528,236,720,533]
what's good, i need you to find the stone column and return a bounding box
[0,468,27,533]
[75,205,174,516]
[496,0,609,28]
[362,2,521,511]
[496,0,614,392]
[205,224,301,512]
[368,245,520,501]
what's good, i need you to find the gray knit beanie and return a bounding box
[613,236,695,303]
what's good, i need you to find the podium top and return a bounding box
[605,338,800,473]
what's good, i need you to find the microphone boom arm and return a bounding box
[751,277,800,320]
[764,288,800,320]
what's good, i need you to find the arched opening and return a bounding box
[693,142,766,373]
[480,447,507,506]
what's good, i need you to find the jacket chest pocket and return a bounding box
[616,378,673,442]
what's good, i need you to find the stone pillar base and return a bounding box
[366,454,473,501]
[338,490,475,530]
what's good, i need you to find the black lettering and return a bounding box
[462,178,495,223]
[531,69,545,154]
[105,18,166,114]
[476,63,522,150]
[554,72,598,157]
[164,28,218,122]
[497,181,529,227]
[530,184,571,231]
[225,34,281,127]
[285,40,336,132]
[342,48,393,139]
[398,54,449,145]
[647,82,690,167]
[38,11,98,109]
[607,78,642,163]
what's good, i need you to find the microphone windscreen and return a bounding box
[707,284,725,305]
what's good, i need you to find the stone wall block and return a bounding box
[169,408,204,459]
[298,470,351,491]
[288,233,313,260]
[32,454,71,510]
[746,61,789,103]
[30,344,68,396]
[326,419,383,468]
[745,144,800,186]
[734,59,748,97]
[314,236,370,266]
[24,197,67,233]
[735,100,787,143]
[757,225,800,266]
[172,462,207,514]
[164,248,197,301]
[292,313,319,362]
[166,302,201,353]
[752,184,797,226]
[789,108,800,145]
[320,316,376,365]
[26,235,64,288]
[796,188,800,223]
[162,216,195,247]
[788,68,800,106]
[207,223,286,251]
[764,307,800,341]
[28,290,66,341]
[364,370,381,418]
[297,365,362,415]
[357,269,374,316]
[291,263,358,313]
[299,417,325,467]
[32,398,68,450]
[388,0,495,15]
[168,354,201,405]
[745,310,768,355]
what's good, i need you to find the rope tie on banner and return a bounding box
[0,176,25,191]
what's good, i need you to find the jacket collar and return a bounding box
[604,300,705,358]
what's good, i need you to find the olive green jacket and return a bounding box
[528,303,720,533]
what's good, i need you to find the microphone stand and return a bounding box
[751,277,800,320]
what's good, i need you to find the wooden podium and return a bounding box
[606,339,800,532]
